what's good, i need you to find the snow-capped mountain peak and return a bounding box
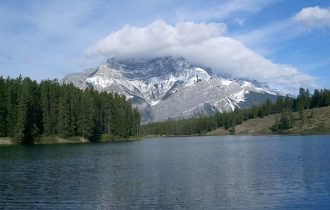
[63,57,279,123]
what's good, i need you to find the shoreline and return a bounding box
[1,133,329,146]
[0,135,142,146]
[145,132,330,138]
[0,137,15,146]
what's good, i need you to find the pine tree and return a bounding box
[298,103,304,123]
[278,110,294,130]
[6,77,20,137]
[68,85,80,136]
[14,78,41,144]
[49,81,60,134]
[15,90,28,143]
[0,77,7,136]
[78,90,95,139]
[40,81,51,135]
[57,86,72,137]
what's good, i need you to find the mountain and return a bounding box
[62,56,280,123]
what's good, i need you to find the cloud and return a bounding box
[85,20,227,57]
[294,6,330,29]
[85,20,316,93]
[175,0,281,22]
[233,19,306,57]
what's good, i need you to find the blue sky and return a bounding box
[0,0,329,93]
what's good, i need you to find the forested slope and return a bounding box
[141,88,330,136]
[208,106,330,135]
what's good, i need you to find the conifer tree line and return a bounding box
[0,76,140,144]
[141,88,330,136]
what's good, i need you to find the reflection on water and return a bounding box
[1,136,330,209]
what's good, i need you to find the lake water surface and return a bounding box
[1,135,330,209]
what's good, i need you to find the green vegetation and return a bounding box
[142,88,330,136]
[270,110,295,132]
[209,106,330,135]
[0,76,140,144]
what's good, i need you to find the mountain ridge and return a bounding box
[62,56,281,123]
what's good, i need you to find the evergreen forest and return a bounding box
[0,76,140,144]
[141,88,330,136]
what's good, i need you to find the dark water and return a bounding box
[1,136,330,209]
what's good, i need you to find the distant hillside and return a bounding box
[208,106,330,135]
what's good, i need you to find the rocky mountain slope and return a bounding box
[63,56,280,123]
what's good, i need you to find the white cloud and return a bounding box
[85,20,317,93]
[294,6,330,29]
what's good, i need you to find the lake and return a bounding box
[1,135,330,209]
